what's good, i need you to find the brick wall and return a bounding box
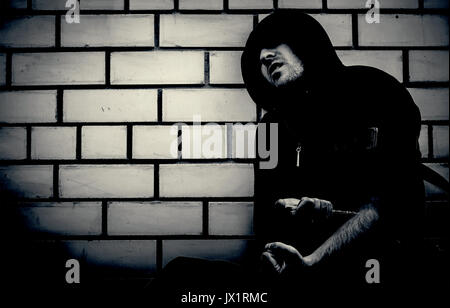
[0,0,448,286]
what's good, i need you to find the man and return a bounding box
[241,11,425,288]
[150,11,431,302]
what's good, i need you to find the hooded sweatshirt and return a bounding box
[241,11,424,257]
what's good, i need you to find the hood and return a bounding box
[241,11,343,112]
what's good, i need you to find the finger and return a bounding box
[264,242,278,251]
[312,198,322,211]
[265,242,281,250]
[261,251,282,273]
[300,196,312,203]
[285,198,301,209]
[292,197,315,216]
[266,242,292,252]
[266,242,302,259]
[318,199,333,218]
[274,199,286,209]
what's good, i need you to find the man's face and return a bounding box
[260,43,304,87]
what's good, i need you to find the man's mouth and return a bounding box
[268,62,283,77]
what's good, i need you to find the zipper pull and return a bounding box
[296,144,302,167]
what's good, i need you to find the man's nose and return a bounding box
[260,48,276,65]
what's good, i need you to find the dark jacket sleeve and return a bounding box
[364,70,424,243]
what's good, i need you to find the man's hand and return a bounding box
[275,197,333,220]
[260,242,311,276]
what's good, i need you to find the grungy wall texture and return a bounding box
[0,0,448,286]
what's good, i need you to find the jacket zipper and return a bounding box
[296,143,302,167]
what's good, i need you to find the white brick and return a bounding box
[433,126,449,158]
[409,50,449,82]
[18,202,102,235]
[0,127,27,160]
[160,163,254,197]
[130,0,174,10]
[424,163,449,197]
[81,0,124,10]
[179,0,223,10]
[32,0,69,10]
[163,239,249,267]
[12,52,105,85]
[108,201,202,235]
[0,165,53,198]
[278,0,322,8]
[209,202,254,235]
[232,123,257,159]
[163,89,256,122]
[408,88,449,120]
[308,14,353,47]
[133,126,178,159]
[0,54,6,85]
[359,14,449,47]
[64,90,158,122]
[160,14,253,47]
[33,0,123,10]
[0,91,57,123]
[424,0,449,8]
[62,15,154,47]
[229,0,273,9]
[182,125,227,159]
[328,0,418,8]
[419,125,429,158]
[0,16,54,48]
[31,127,76,160]
[209,51,244,84]
[257,14,270,22]
[82,126,127,159]
[337,50,403,82]
[64,240,157,275]
[59,165,154,198]
[111,51,204,84]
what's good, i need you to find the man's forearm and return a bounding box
[304,204,379,266]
